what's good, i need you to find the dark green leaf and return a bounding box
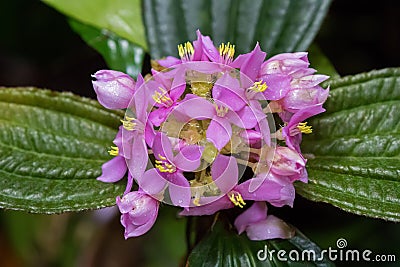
[187,223,334,267]
[69,20,145,78]
[42,0,147,49]
[298,68,400,221]
[0,87,124,213]
[143,0,332,59]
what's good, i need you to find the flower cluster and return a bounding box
[92,30,328,240]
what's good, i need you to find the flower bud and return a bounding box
[117,191,159,239]
[270,146,307,181]
[92,70,135,109]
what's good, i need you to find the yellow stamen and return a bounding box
[219,42,235,60]
[152,87,172,106]
[108,146,119,156]
[178,41,194,60]
[120,116,136,131]
[249,81,268,93]
[193,197,201,206]
[158,154,167,160]
[297,122,313,134]
[155,154,176,173]
[214,104,229,117]
[228,192,246,208]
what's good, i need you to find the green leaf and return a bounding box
[69,19,145,78]
[187,224,334,267]
[143,0,332,59]
[298,68,400,221]
[0,87,124,213]
[42,0,147,49]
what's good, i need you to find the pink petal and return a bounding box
[228,105,258,129]
[195,30,220,62]
[169,67,187,101]
[231,43,266,81]
[177,94,216,119]
[126,137,148,180]
[291,74,329,89]
[157,56,182,68]
[234,202,268,234]
[179,196,233,216]
[236,175,295,207]
[206,116,232,151]
[261,74,291,100]
[174,145,204,172]
[139,168,167,196]
[149,106,172,127]
[168,172,191,207]
[245,215,295,240]
[152,132,174,162]
[212,73,246,111]
[92,70,135,110]
[282,86,329,112]
[97,156,127,183]
[211,155,238,194]
[132,74,147,121]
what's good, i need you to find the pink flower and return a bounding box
[282,104,326,152]
[147,68,186,126]
[138,132,203,207]
[117,190,159,239]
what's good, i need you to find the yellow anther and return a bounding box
[219,42,235,57]
[155,154,176,173]
[297,122,313,134]
[108,146,119,156]
[193,197,201,206]
[249,81,268,93]
[152,87,172,106]
[214,104,229,117]
[120,116,136,131]
[228,192,246,208]
[178,41,194,60]
[158,154,167,160]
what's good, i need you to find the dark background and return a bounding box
[0,0,399,266]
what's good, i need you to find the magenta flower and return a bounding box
[123,74,156,180]
[147,68,186,126]
[92,70,135,109]
[138,132,203,207]
[234,202,294,240]
[116,190,159,239]
[282,104,326,152]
